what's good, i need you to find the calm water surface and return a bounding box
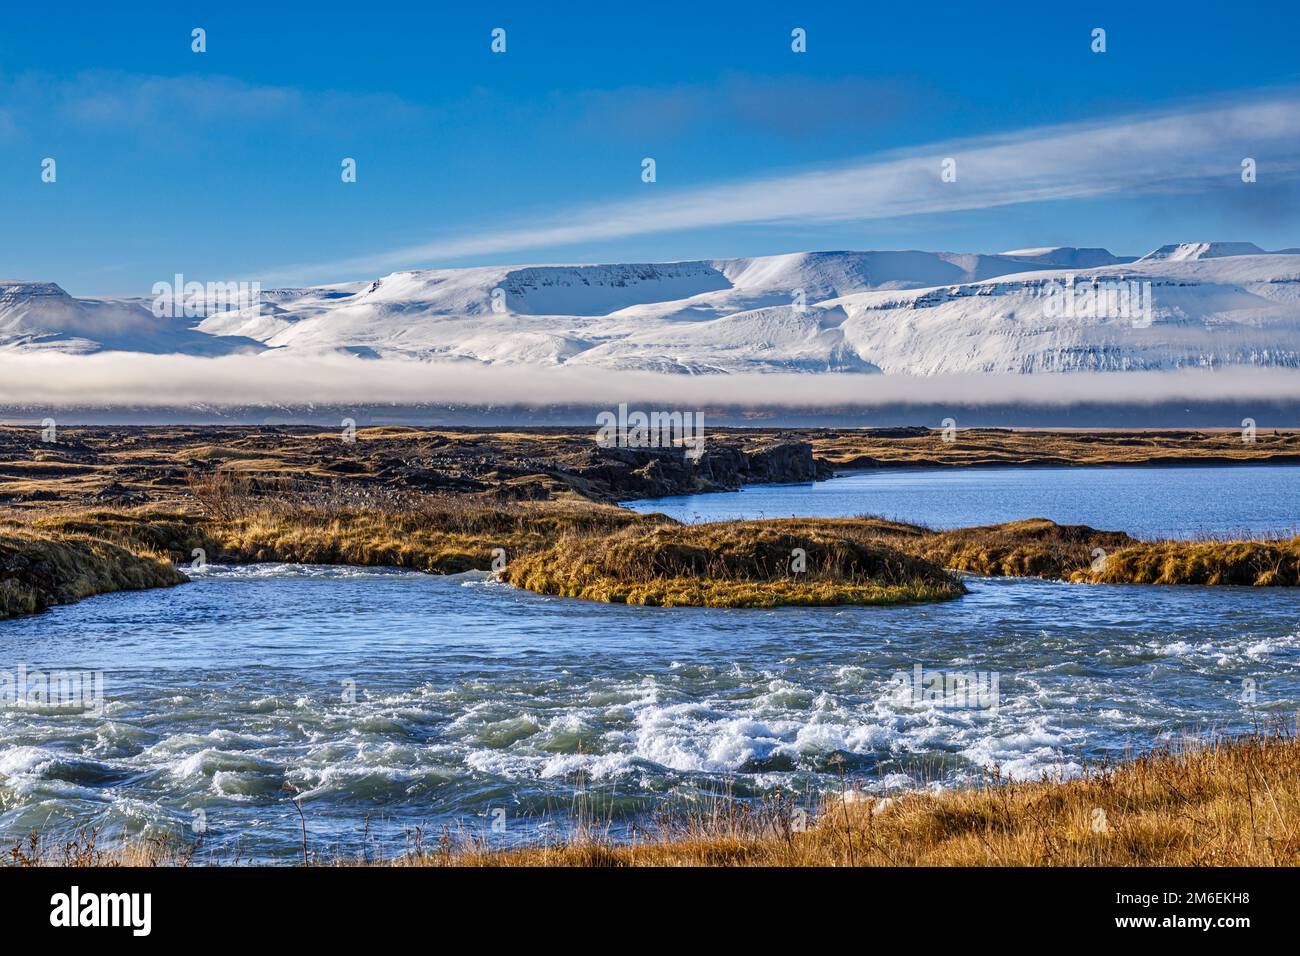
[626,465,1300,539]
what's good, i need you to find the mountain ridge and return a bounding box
[6,242,1300,375]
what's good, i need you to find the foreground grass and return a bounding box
[20,499,643,569]
[12,732,1297,867]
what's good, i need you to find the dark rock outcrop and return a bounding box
[562,440,832,502]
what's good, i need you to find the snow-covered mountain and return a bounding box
[0,281,263,356]
[1137,241,1267,262]
[7,242,1300,375]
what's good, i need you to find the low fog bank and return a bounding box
[4,403,1299,429]
[2,352,1299,427]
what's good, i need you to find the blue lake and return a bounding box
[626,465,1300,539]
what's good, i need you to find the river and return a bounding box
[1,467,1297,862]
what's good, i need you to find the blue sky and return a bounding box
[2,0,1298,294]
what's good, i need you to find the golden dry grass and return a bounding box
[1074,538,1300,586]
[202,503,642,573]
[503,519,964,607]
[0,528,185,618]
[770,515,1300,587]
[837,516,1135,580]
[0,498,654,616]
[812,427,1300,469]
[7,503,1300,619]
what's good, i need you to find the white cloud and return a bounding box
[275,91,1300,282]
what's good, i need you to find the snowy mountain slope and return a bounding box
[7,242,1300,375]
[1137,241,1267,262]
[0,281,264,356]
[569,303,881,374]
[185,251,1112,362]
[212,250,1105,354]
[822,253,1300,374]
[999,247,1136,268]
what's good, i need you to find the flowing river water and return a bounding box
[1,466,1297,861]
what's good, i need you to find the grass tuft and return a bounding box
[503,520,965,607]
[6,502,1300,619]
[0,530,185,619]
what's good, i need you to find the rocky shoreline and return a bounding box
[568,440,832,501]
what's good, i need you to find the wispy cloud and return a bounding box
[275,91,1300,282]
[0,70,434,142]
[4,353,1300,409]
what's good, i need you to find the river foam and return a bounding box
[1,559,1296,860]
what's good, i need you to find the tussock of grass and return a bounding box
[502,521,966,607]
[0,530,185,619]
[7,504,1300,619]
[700,516,1135,582]
[32,502,647,576]
[867,517,1300,587]
[910,518,1136,578]
[210,508,600,573]
[1074,538,1300,586]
